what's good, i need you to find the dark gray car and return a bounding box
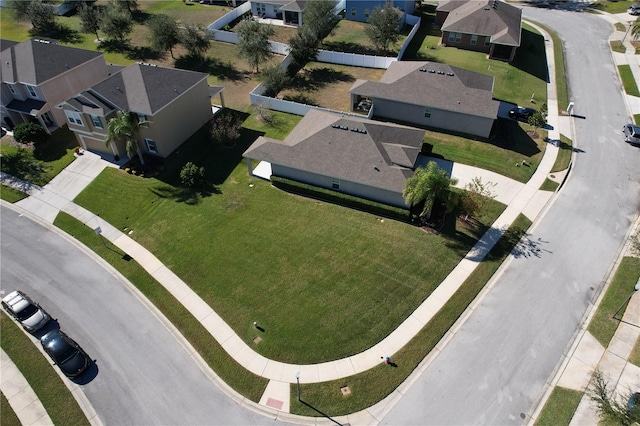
[623,123,640,145]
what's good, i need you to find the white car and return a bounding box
[2,290,50,332]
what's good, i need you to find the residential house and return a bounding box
[1,38,109,133]
[436,0,522,62]
[349,60,500,138]
[345,0,414,23]
[243,109,426,208]
[59,63,221,160]
[251,0,307,26]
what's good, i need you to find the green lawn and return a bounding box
[534,386,583,426]
[619,64,640,97]
[72,113,507,364]
[290,214,532,416]
[0,127,78,186]
[322,18,410,56]
[550,133,573,173]
[588,257,640,348]
[0,312,89,426]
[0,185,28,203]
[591,0,636,14]
[629,335,640,367]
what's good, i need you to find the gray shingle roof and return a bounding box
[88,63,208,114]
[438,0,522,46]
[243,109,425,193]
[0,38,103,85]
[350,61,499,118]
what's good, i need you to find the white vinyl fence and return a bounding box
[398,15,421,60]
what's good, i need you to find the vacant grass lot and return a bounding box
[278,62,386,111]
[0,312,89,425]
[73,113,506,364]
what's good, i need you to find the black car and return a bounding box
[40,330,91,378]
[508,107,536,122]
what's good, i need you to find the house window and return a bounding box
[364,9,370,18]
[145,138,158,154]
[455,32,462,43]
[470,34,478,45]
[256,2,265,14]
[6,83,16,94]
[64,110,84,126]
[484,37,490,47]
[448,32,455,43]
[351,7,356,16]
[136,113,147,123]
[274,6,279,15]
[42,112,54,126]
[332,178,340,189]
[90,115,103,129]
[26,85,38,98]
[424,107,431,118]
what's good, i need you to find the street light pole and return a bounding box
[295,371,301,401]
[613,282,640,320]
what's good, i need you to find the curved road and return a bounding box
[0,204,271,425]
[382,8,640,425]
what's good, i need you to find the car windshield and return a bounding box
[15,304,38,321]
[56,346,79,364]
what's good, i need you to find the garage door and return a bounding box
[80,134,109,155]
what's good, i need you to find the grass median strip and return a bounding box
[534,386,583,426]
[53,212,269,402]
[290,214,532,417]
[0,312,88,426]
[1,392,21,426]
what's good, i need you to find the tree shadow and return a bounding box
[98,38,132,53]
[126,45,162,61]
[283,93,318,106]
[131,9,151,24]
[174,55,245,81]
[289,67,355,92]
[489,118,542,157]
[149,183,221,205]
[29,24,82,44]
[510,28,549,82]
[321,41,379,56]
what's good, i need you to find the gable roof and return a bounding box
[85,63,208,115]
[350,61,499,119]
[0,38,104,85]
[243,109,425,193]
[438,0,522,46]
[256,0,308,10]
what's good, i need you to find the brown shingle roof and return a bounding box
[350,61,499,119]
[438,0,522,46]
[243,109,425,193]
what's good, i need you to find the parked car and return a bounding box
[623,123,640,145]
[628,4,640,15]
[508,107,536,122]
[2,290,50,332]
[40,330,91,378]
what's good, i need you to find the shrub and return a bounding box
[13,122,47,144]
[180,162,205,187]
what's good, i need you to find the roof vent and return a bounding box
[437,70,445,75]
[446,72,454,76]
[428,69,436,73]
[331,123,339,128]
[373,166,380,172]
[419,68,426,72]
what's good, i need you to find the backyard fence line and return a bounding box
[207,1,251,31]
[398,15,421,61]
[316,50,396,69]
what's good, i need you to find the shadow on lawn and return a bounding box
[175,55,245,82]
[321,41,380,56]
[490,118,542,158]
[289,67,355,92]
[511,28,549,83]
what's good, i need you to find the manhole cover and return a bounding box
[341,386,351,396]
[253,336,262,344]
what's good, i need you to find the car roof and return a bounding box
[626,123,640,130]
[2,291,31,312]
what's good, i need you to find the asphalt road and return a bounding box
[382,7,640,425]
[0,204,272,425]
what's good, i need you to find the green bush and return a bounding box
[13,122,47,144]
[271,175,410,221]
[180,162,205,187]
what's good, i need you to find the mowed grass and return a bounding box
[73,114,505,364]
[588,257,640,348]
[0,313,89,425]
[0,185,28,203]
[550,133,573,173]
[426,119,547,183]
[534,386,583,426]
[619,64,640,97]
[1,392,21,426]
[279,62,385,112]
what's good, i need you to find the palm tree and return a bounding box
[105,110,148,165]
[632,18,640,41]
[403,161,458,218]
